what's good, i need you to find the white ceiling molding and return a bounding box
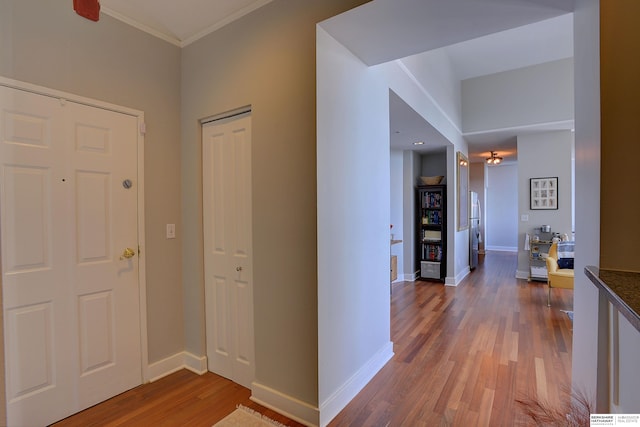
[181,0,273,46]
[101,6,182,47]
[100,0,273,47]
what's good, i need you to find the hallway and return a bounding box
[330,251,574,426]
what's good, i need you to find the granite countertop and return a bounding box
[585,266,640,332]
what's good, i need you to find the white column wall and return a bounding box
[317,28,394,426]
[572,0,602,409]
[317,22,470,424]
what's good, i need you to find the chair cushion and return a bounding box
[557,241,575,258]
[556,241,575,270]
[558,258,574,269]
[552,269,574,278]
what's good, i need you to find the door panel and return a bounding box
[203,114,254,389]
[1,88,73,426]
[5,303,54,399]
[65,101,141,409]
[3,166,51,272]
[0,85,141,426]
[76,171,111,262]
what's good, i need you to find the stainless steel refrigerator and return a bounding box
[469,191,481,270]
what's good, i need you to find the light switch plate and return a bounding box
[520,214,529,222]
[166,223,176,239]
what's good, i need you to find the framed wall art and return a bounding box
[530,177,558,210]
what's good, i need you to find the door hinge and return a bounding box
[139,122,146,135]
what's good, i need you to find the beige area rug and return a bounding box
[213,405,288,427]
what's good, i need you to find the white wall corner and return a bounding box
[183,352,208,375]
[250,382,321,427]
[318,342,394,427]
[446,266,470,286]
[402,273,418,282]
[147,352,208,383]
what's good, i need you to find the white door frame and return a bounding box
[0,76,149,382]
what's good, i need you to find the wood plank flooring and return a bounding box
[329,251,573,426]
[52,251,573,427]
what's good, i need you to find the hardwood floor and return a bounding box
[329,251,574,426]
[51,369,305,427]
[52,251,573,427]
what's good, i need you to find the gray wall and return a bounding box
[402,150,421,277]
[516,131,574,278]
[180,0,368,408]
[486,164,518,251]
[462,58,574,132]
[390,150,405,278]
[420,150,448,184]
[0,0,183,366]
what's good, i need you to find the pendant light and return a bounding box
[486,151,503,165]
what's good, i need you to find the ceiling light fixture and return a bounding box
[413,141,424,145]
[486,151,503,165]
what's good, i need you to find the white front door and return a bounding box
[0,85,142,426]
[202,113,254,389]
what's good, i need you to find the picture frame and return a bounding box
[530,177,558,210]
[457,151,469,230]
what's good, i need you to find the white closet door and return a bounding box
[203,113,254,389]
[0,85,142,426]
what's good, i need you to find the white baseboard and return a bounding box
[516,270,530,280]
[403,272,418,282]
[445,266,470,287]
[318,341,394,427]
[184,352,208,374]
[250,383,320,427]
[147,351,208,383]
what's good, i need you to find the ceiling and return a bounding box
[386,13,574,164]
[99,0,274,46]
[99,0,575,164]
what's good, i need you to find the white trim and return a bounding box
[184,352,208,375]
[0,75,149,385]
[100,7,182,47]
[0,77,143,118]
[445,265,471,287]
[396,60,463,135]
[251,383,320,427]
[135,114,149,384]
[147,353,186,382]
[147,352,208,383]
[181,0,274,47]
[515,270,530,280]
[462,119,575,138]
[404,273,419,282]
[318,342,394,427]
[485,245,518,252]
[102,1,274,48]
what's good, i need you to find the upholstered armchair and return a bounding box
[545,242,574,306]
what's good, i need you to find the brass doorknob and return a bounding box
[120,248,136,260]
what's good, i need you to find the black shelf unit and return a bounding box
[417,185,446,281]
